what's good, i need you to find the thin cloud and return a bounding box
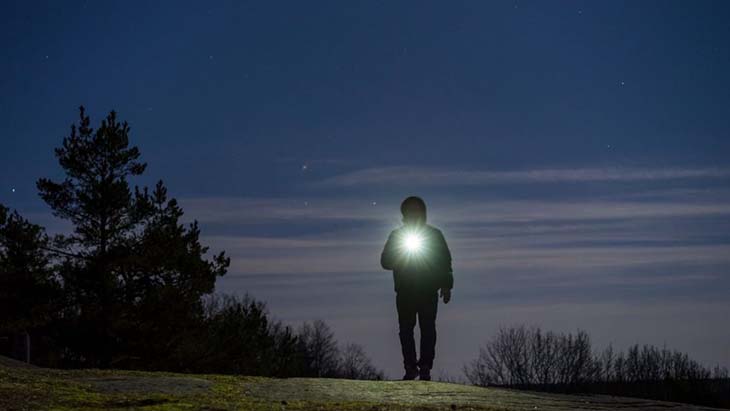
[317,166,730,187]
[179,197,730,226]
[178,197,393,224]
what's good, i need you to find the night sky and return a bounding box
[2,1,730,378]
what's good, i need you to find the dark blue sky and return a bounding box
[3,1,730,378]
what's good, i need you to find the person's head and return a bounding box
[401,196,427,226]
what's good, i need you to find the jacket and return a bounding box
[380,224,453,294]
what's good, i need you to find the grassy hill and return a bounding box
[0,356,723,411]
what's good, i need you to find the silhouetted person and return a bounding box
[381,196,453,381]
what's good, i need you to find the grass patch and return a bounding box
[0,358,720,410]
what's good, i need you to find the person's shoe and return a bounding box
[418,367,431,381]
[402,367,419,380]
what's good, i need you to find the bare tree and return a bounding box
[464,324,730,408]
[466,326,611,387]
[338,343,384,380]
[298,320,340,378]
[597,344,615,382]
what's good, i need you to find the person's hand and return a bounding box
[440,288,451,304]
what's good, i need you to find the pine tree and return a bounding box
[120,181,229,369]
[0,205,58,333]
[36,106,229,367]
[0,205,59,365]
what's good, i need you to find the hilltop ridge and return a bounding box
[0,356,723,410]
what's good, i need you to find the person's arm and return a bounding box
[380,231,399,270]
[436,230,453,288]
[436,230,453,303]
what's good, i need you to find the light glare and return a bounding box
[403,233,423,254]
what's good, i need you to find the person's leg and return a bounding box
[416,291,439,379]
[396,291,418,379]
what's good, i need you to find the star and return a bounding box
[11,188,15,193]
[371,201,377,206]
[619,80,626,86]
[301,164,309,171]
[303,201,309,207]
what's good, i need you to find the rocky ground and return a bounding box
[0,356,723,410]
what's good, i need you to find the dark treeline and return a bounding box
[0,107,383,380]
[464,325,730,409]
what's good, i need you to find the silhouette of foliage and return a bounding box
[180,294,303,377]
[36,107,147,255]
[464,325,730,408]
[156,294,384,379]
[298,320,341,378]
[0,205,58,334]
[3,106,384,380]
[34,107,229,368]
[339,343,385,380]
[296,320,385,380]
[0,206,61,364]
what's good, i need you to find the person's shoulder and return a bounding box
[425,224,444,236]
[389,226,406,236]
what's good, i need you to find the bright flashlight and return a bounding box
[402,232,424,254]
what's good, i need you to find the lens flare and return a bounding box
[403,232,424,254]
